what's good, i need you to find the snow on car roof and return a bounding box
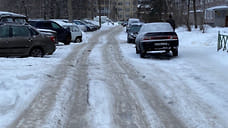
[50,19,76,26]
[140,22,173,33]
[207,6,228,11]
[0,11,26,17]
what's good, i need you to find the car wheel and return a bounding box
[30,47,44,57]
[127,38,130,43]
[64,36,71,45]
[172,48,178,56]
[136,46,139,54]
[75,37,81,43]
[140,49,146,58]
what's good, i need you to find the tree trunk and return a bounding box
[187,0,191,31]
[193,0,197,29]
[202,0,206,33]
[67,0,73,22]
[98,0,102,27]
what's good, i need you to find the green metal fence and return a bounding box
[218,31,228,52]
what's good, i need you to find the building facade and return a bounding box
[93,0,137,21]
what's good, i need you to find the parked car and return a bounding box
[126,18,140,32]
[28,20,71,45]
[127,23,142,43]
[135,22,179,58]
[52,20,82,43]
[0,23,56,57]
[121,21,127,27]
[82,20,100,30]
[0,11,27,24]
[73,20,97,32]
[37,29,58,44]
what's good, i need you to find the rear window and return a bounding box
[140,23,173,33]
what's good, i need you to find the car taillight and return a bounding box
[143,36,151,40]
[50,36,56,42]
[168,35,178,39]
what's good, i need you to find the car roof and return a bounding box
[128,18,139,21]
[130,23,143,26]
[140,22,173,33]
[0,11,26,18]
[50,19,76,26]
[0,23,31,27]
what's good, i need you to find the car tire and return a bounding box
[136,46,139,54]
[30,47,44,57]
[75,37,81,43]
[127,38,130,43]
[64,36,71,45]
[172,48,178,56]
[140,49,146,58]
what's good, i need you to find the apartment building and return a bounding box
[93,0,137,21]
[116,0,138,20]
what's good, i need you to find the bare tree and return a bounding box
[98,0,101,27]
[193,0,197,29]
[201,0,206,33]
[187,0,191,31]
[67,0,73,22]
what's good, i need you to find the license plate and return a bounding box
[154,43,168,46]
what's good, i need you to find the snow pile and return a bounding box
[0,40,89,127]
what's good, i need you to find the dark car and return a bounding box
[0,23,56,57]
[0,11,28,24]
[127,23,142,43]
[135,22,179,58]
[28,20,71,45]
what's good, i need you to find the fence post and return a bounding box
[218,31,221,51]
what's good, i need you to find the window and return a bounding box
[12,26,30,37]
[15,18,26,24]
[37,22,51,29]
[0,17,13,23]
[51,22,61,29]
[29,27,39,36]
[0,26,10,38]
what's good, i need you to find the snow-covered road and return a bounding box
[1,24,228,128]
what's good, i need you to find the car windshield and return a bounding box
[140,23,173,33]
[129,25,141,33]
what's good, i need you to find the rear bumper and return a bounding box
[141,40,178,51]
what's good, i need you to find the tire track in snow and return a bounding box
[9,29,112,128]
[102,26,186,128]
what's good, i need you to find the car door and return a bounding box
[7,26,32,55]
[0,25,10,55]
[50,22,66,42]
